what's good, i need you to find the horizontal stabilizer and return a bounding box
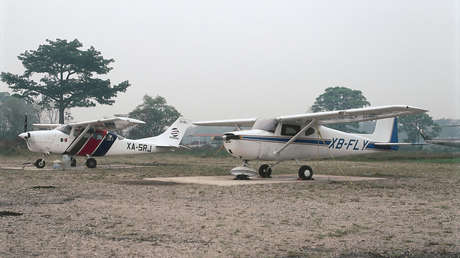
[373,142,426,146]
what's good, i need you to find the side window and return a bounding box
[305,127,315,136]
[94,133,104,140]
[106,134,113,141]
[281,124,300,136]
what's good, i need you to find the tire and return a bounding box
[34,158,46,169]
[86,158,97,169]
[258,164,272,178]
[70,158,76,167]
[298,165,313,180]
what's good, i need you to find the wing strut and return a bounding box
[274,119,316,155]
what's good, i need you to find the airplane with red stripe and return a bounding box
[18,117,191,169]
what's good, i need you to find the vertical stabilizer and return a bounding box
[367,117,398,143]
[141,117,192,147]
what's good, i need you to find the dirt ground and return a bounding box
[0,153,459,257]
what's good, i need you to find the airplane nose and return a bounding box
[18,132,30,139]
[223,133,241,141]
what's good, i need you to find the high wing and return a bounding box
[277,105,427,125]
[33,124,61,129]
[193,105,427,127]
[33,117,145,131]
[193,118,257,127]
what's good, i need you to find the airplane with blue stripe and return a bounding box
[194,105,426,180]
[18,117,191,169]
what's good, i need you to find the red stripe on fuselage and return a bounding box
[78,130,108,156]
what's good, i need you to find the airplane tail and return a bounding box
[141,117,192,147]
[366,117,398,143]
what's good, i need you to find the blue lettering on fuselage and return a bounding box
[329,137,370,151]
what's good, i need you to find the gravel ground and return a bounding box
[0,153,459,257]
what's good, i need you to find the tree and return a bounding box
[1,39,130,123]
[128,95,181,139]
[0,93,40,139]
[311,86,370,131]
[399,113,440,143]
[311,86,370,112]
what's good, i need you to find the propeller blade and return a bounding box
[24,115,28,132]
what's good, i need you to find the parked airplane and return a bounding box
[194,105,426,180]
[18,117,191,168]
[418,127,460,148]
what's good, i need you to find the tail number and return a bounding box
[127,143,153,153]
[329,138,369,151]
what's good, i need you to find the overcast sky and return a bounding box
[1,0,459,121]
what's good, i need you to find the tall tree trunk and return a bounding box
[58,106,65,124]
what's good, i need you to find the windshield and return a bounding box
[252,118,278,132]
[56,125,71,135]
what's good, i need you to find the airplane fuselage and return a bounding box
[21,129,163,156]
[223,125,394,161]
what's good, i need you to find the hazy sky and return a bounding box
[1,0,459,121]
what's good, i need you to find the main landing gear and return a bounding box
[231,161,314,180]
[85,158,97,169]
[298,165,313,180]
[255,162,314,180]
[258,164,272,178]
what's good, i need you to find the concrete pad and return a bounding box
[143,174,384,186]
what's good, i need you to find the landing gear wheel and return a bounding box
[70,157,76,167]
[34,158,46,168]
[86,158,97,169]
[258,164,272,178]
[298,165,313,180]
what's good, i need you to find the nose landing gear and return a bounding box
[34,158,46,168]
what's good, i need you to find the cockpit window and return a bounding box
[56,125,71,135]
[106,134,114,141]
[281,124,300,136]
[252,118,278,132]
[94,133,104,140]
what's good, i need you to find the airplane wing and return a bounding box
[277,105,427,125]
[33,117,145,131]
[33,123,62,129]
[67,117,145,130]
[193,118,257,127]
[193,105,426,128]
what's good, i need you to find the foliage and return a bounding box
[0,93,40,139]
[311,86,370,131]
[128,95,181,139]
[399,113,440,143]
[311,86,370,112]
[1,38,130,123]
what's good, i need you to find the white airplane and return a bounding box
[18,117,191,168]
[194,105,427,180]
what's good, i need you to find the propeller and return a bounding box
[24,115,28,132]
[18,115,30,140]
